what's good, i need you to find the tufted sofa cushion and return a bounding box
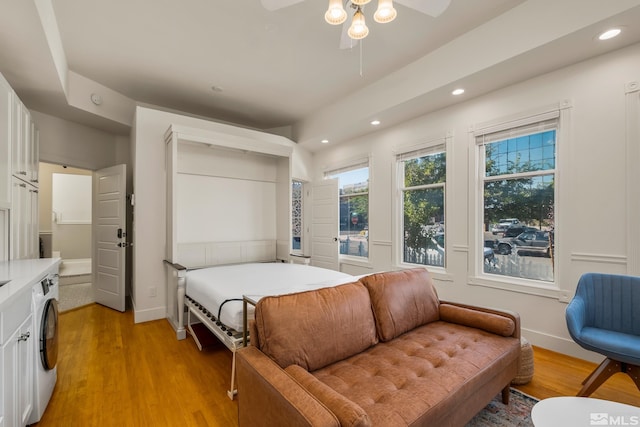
[255,281,378,371]
[311,321,520,426]
[360,268,440,342]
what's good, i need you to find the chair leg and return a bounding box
[622,363,640,392]
[577,358,622,397]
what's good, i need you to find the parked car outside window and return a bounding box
[491,218,520,235]
[496,230,553,257]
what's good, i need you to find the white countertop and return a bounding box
[0,258,61,307]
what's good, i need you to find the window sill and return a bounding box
[468,275,566,301]
[394,263,453,283]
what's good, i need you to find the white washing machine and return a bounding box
[28,268,59,424]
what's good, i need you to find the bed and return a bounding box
[164,251,357,399]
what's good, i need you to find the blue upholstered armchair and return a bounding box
[565,272,640,396]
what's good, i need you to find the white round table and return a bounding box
[531,396,640,427]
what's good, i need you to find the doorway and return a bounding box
[39,162,94,311]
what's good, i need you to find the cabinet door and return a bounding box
[30,125,39,187]
[0,75,11,207]
[27,187,39,258]
[21,108,31,181]
[16,315,33,426]
[10,178,38,260]
[11,99,24,178]
[10,178,25,259]
[0,340,5,427]
[1,314,33,427]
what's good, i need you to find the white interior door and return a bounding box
[93,164,127,312]
[311,179,339,271]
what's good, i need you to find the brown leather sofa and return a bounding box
[236,268,521,427]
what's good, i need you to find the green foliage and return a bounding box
[484,144,554,229]
[403,153,446,250]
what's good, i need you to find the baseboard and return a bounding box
[60,274,92,286]
[522,328,602,364]
[133,304,166,324]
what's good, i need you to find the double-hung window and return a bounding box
[326,162,369,259]
[291,180,303,253]
[397,146,446,267]
[477,113,557,283]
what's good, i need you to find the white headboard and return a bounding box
[176,240,277,269]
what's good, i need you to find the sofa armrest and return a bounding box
[439,301,520,338]
[285,365,371,427]
[236,346,340,427]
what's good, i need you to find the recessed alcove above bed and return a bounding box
[164,124,293,338]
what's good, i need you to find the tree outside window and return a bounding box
[399,150,446,267]
[481,126,556,282]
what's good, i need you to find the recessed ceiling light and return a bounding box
[370,120,381,126]
[599,28,621,40]
[452,88,465,96]
[321,139,329,144]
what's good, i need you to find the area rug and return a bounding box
[58,282,95,312]
[466,388,537,427]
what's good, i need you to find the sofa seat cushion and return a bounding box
[360,269,440,342]
[255,282,378,371]
[311,321,520,426]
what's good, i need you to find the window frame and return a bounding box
[393,134,452,275]
[469,102,571,298]
[291,179,304,255]
[397,144,447,270]
[324,156,371,265]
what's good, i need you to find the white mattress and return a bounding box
[185,263,356,332]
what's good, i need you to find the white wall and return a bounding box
[31,111,128,170]
[132,106,311,324]
[311,43,640,362]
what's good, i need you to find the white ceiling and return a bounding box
[1,0,639,152]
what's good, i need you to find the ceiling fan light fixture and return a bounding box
[348,7,369,40]
[351,0,372,5]
[325,0,347,25]
[373,0,397,23]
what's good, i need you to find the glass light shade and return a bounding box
[325,0,347,25]
[348,8,369,39]
[351,0,372,5]
[373,0,396,23]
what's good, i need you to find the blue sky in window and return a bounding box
[487,130,556,175]
[329,167,369,189]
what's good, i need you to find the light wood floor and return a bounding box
[35,304,640,426]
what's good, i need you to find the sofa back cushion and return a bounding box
[360,269,440,342]
[254,282,378,371]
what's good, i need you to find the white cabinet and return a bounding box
[11,178,39,260]
[0,71,39,260]
[12,100,38,186]
[0,75,11,209]
[0,290,34,427]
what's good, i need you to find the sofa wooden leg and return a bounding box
[501,385,510,404]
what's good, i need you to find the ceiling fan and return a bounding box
[261,0,451,49]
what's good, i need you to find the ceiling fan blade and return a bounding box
[396,0,451,17]
[339,19,358,50]
[260,0,305,11]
